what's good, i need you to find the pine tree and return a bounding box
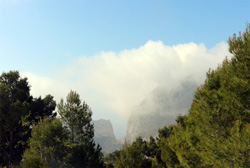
[21,117,68,167]
[157,24,250,168]
[57,90,104,168]
[0,71,57,167]
[168,24,250,167]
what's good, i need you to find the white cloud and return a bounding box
[22,72,71,102]
[23,40,231,119]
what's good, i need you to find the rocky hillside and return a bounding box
[93,119,121,154]
[126,81,197,142]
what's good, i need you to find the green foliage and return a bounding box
[57,90,94,143]
[63,142,103,168]
[113,24,250,168]
[115,142,143,168]
[20,157,50,168]
[29,95,57,123]
[57,90,104,168]
[105,161,114,168]
[104,150,121,163]
[0,71,56,167]
[147,136,158,158]
[2,24,250,168]
[160,24,250,167]
[21,117,68,167]
[115,137,152,168]
[20,90,104,168]
[0,71,31,166]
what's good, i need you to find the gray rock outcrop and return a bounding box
[94,119,121,154]
[126,81,197,142]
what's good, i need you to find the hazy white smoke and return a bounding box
[23,40,231,118]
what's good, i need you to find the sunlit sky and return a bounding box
[0,0,249,138]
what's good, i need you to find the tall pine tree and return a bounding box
[57,90,104,168]
[164,24,250,167]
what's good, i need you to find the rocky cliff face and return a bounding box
[126,81,197,142]
[93,119,121,154]
[94,119,116,138]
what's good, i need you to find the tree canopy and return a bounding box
[113,24,250,168]
[57,90,104,168]
[2,24,250,168]
[0,71,56,167]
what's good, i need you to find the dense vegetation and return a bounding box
[109,25,250,168]
[0,74,104,167]
[1,25,250,167]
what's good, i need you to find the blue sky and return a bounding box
[0,0,249,138]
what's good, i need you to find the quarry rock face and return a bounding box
[126,81,197,142]
[93,119,121,154]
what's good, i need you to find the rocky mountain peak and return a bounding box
[94,119,115,138]
[126,81,197,142]
[93,119,121,154]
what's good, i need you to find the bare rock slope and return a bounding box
[94,119,121,154]
[126,82,197,142]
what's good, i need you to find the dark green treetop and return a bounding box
[57,90,104,168]
[0,71,57,167]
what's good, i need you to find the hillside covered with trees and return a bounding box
[1,25,250,167]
